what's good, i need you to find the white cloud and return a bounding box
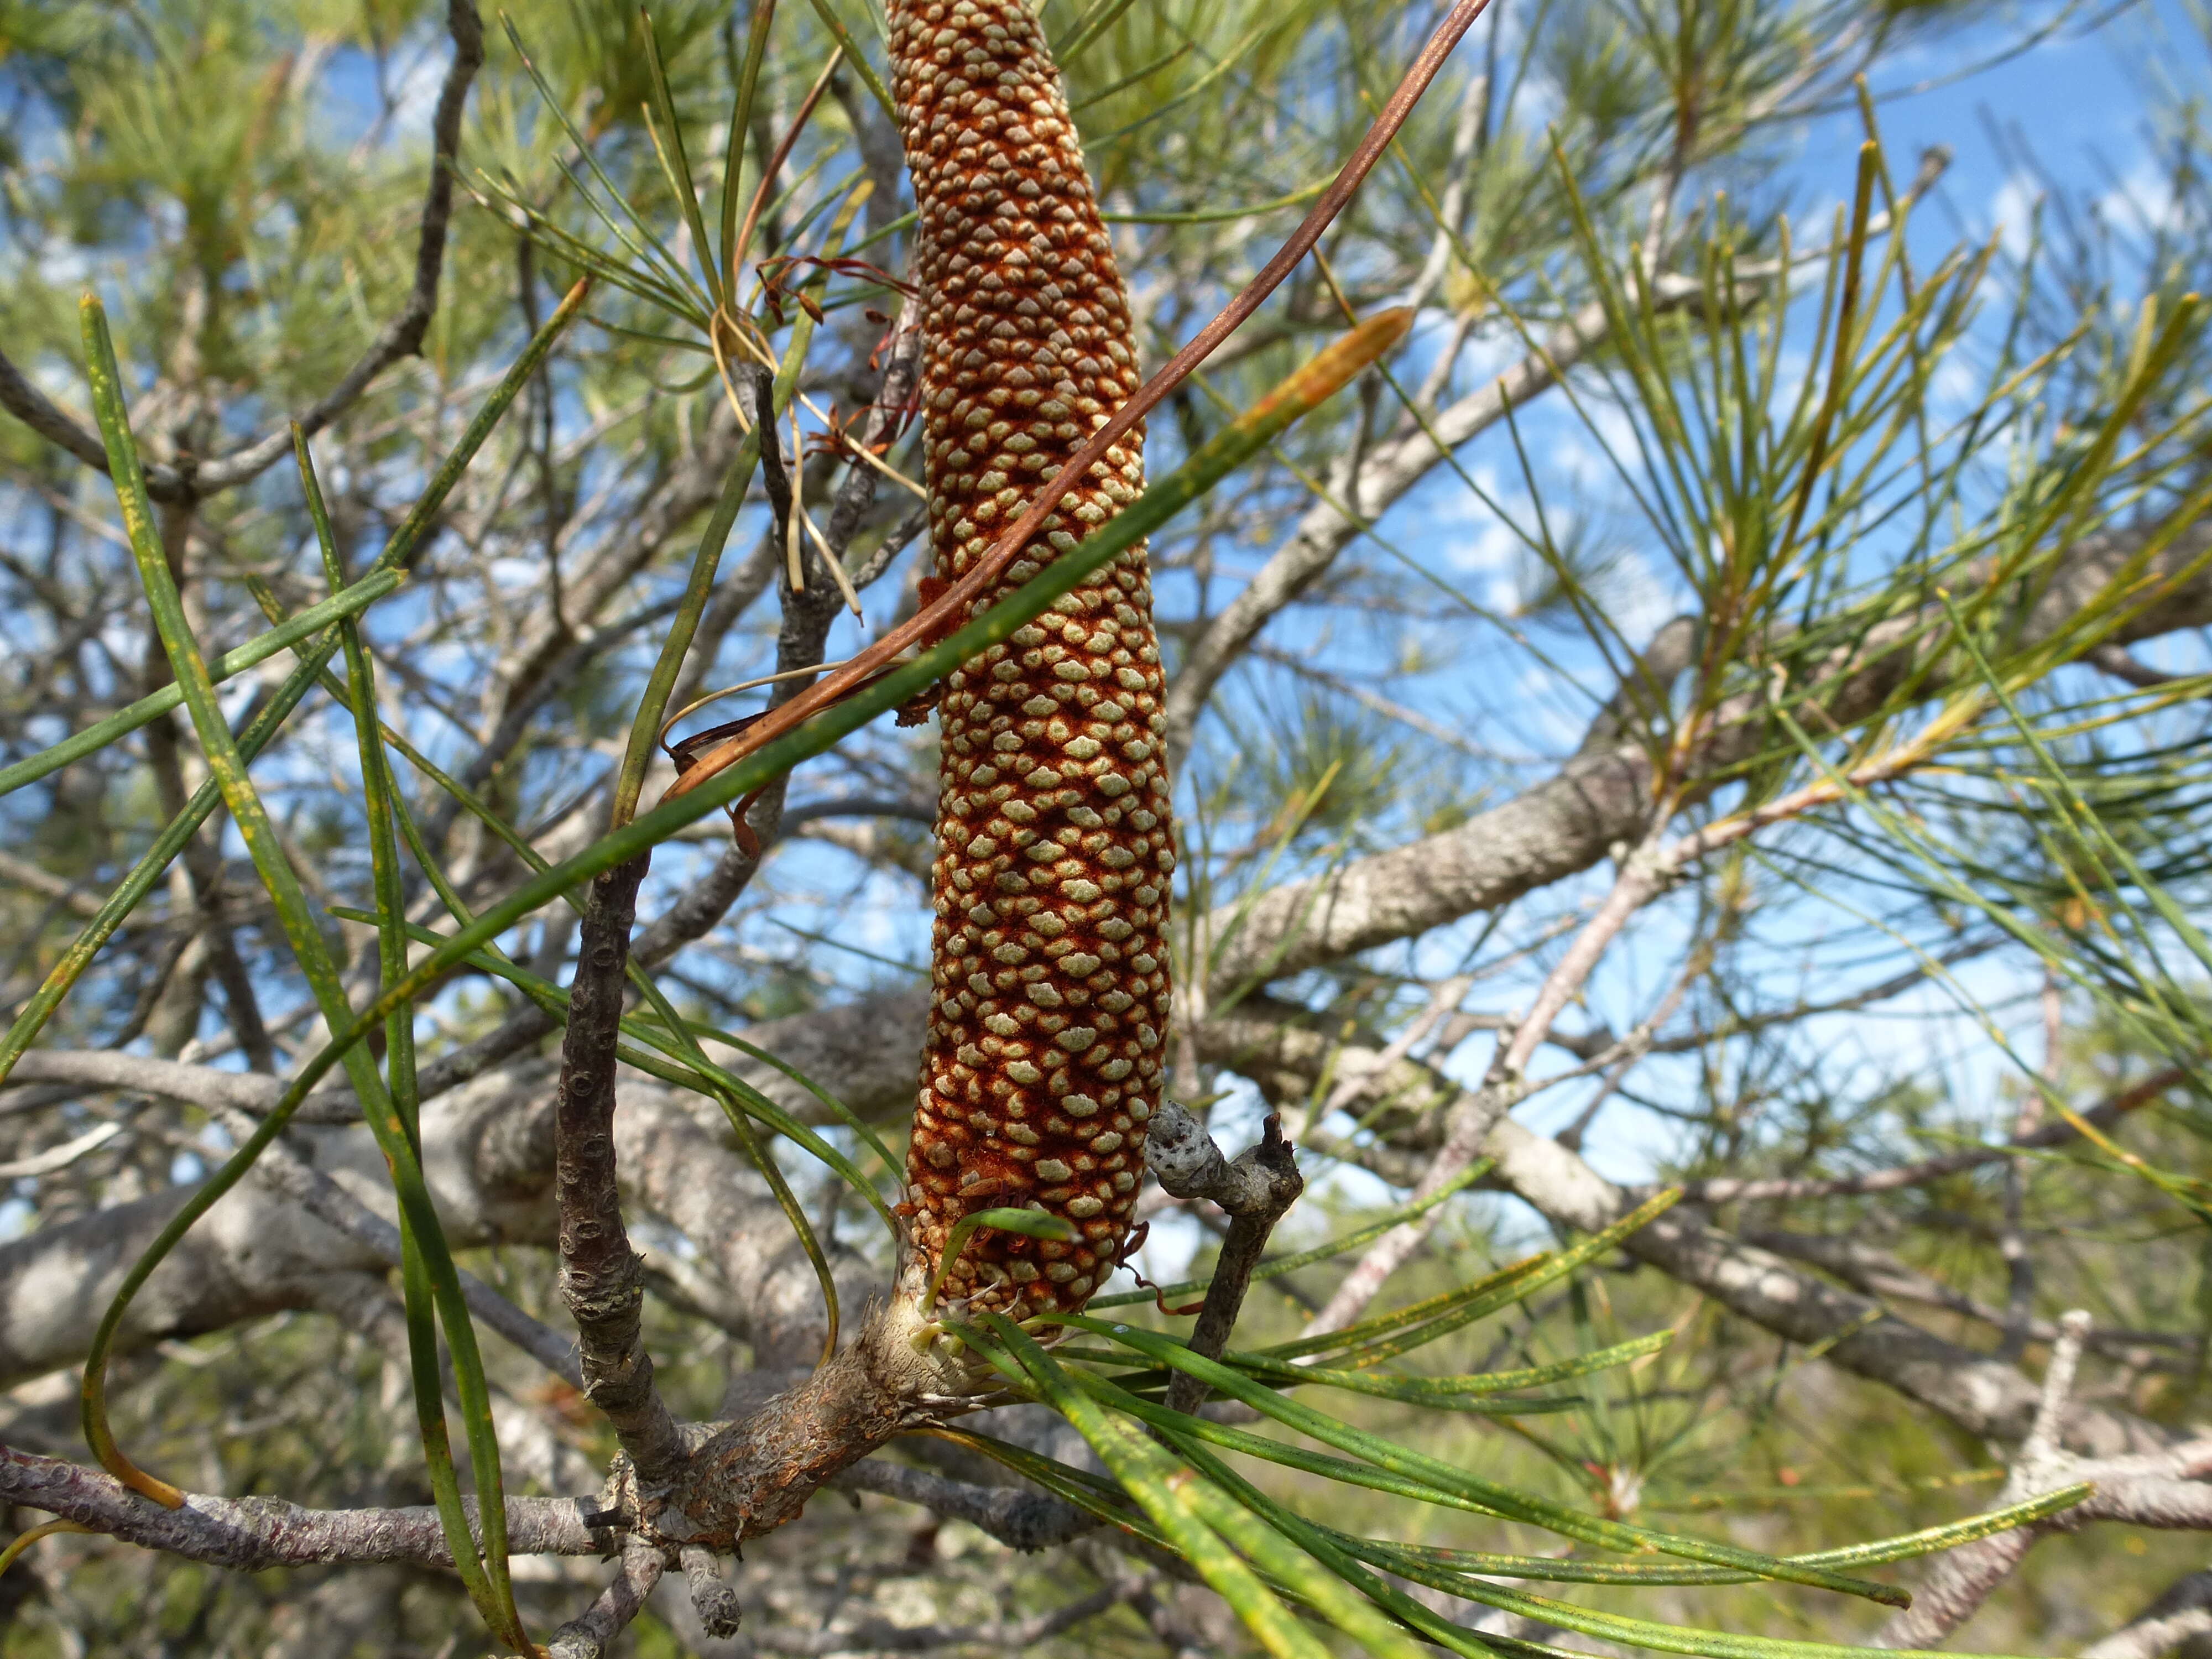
[2099,156,2183,237]
[1605,549,1675,643]
[1986,173,2042,260]
[1452,514,1523,575]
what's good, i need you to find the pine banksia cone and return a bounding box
[888,0,1171,1319]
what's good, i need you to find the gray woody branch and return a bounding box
[2081,1573,2212,1659]
[0,1439,1130,1648]
[540,309,927,1516]
[1146,1102,1305,1413]
[2,973,2187,1454]
[7,509,2210,1600]
[0,1442,606,1568]
[1204,1003,2180,1457]
[1875,1314,2212,1650]
[547,1537,668,1659]
[0,1055,878,1389]
[1197,517,2212,995]
[554,856,685,1487]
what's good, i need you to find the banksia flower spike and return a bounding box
[887,0,1172,1321]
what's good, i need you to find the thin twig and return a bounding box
[2083,1572,2212,1659]
[554,855,684,1486]
[0,1444,606,1569]
[548,1535,667,1659]
[1867,1311,2212,1651]
[831,1458,1097,1551]
[680,1542,744,1640]
[1642,1065,2183,1205]
[197,1094,583,1387]
[1146,1103,1305,1413]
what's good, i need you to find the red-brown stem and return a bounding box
[730,52,843,302]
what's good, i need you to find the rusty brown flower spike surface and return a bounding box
[886,0,1171,1319]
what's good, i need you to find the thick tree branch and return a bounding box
[1201,519,2212,993]
[1200,1005,2177,1455]
[2082,1572,2212,1659]
[548,1536,667,1659]
[0,1442,606,1568]
[831,1456,1097,1552]
[0,1062,846,1391]
[1876,1316,2212,1648]
[4,1048,358,1124]
[196,1091,581,1387]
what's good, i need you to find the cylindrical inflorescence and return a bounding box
[887,0,1171,1318]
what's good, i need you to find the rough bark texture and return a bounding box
[0,1442,606,1569]
[0,1055,879,1391]
[888,0,1171,1316]
[1151,1109,1303,1416]
[627,1301,963,1550]
[555,857,684,1485]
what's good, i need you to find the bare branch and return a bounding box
[1298,841,1671,1338]
[679,1542,744,1641]
[554,856,685,1487]
[1876,1316,2212,1649]
[629,307,926,965]
[2082,1572,2212,1659]
[0,1060,854,1391]
[1298,1075,1509,1340]
[1743,1228,2195,1366]
[1145,1105,1305,1413]
[832,1457,1096,1552]
[193,1089,582,1387]
[2088,641,2185,690]
[548,1536,667,1659]
[0,347,112,471]
[3,1049,358,1123]
[1201,1005,2179,1454]
[0,1443,606,1569]
[0,851,105,920]
[1648,1065,2183,1205]
[1491,1119,2178,1455]
[1201,519,2212,993]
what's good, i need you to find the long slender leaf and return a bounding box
[78,302,529,1650]
[975,1314,1340,1659]
[0,570,403,800]
[0,280,587,1087]
[1051,1313,1907,1606]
